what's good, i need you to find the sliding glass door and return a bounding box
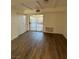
[29,15,43,31]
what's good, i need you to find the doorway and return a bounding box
[29,15,43,32]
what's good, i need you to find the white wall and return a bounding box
[11,9,67,39]
[28,12,67,38]
[25,15,29,31]
[11,11,19,40]
[18,15,27,35]
[43,12,67,38]
[11,10,29,40]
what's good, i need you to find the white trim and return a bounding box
[11,35,18,40]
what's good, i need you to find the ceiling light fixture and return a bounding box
[44,0,49,2]
[36,9,40,12]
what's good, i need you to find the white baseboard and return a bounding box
[44,31,67,39]
[11,35,18,40]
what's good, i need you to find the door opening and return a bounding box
[29,15,43,32]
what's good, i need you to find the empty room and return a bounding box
[11,0,67,59]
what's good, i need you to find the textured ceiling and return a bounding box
[11,0,67,14]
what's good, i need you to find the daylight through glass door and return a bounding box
[29,15,43,31]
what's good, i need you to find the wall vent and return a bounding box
[45,27,53,32]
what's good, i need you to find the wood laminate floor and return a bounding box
[11,31,67,59]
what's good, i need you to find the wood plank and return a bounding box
[11,31,67,59]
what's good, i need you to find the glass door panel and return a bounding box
[29,15,43,31]
[30,23,37,31]
[37,24,43,31]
